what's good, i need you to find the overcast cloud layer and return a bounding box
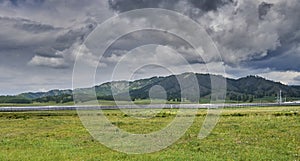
[0,0,300,94]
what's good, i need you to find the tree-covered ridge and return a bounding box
[3,73,300,104]
[0,95,32,104]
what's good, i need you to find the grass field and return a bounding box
[0,106,299,160]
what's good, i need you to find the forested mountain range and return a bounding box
[6,73,298,104]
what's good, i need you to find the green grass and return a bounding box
[0,106,299,160]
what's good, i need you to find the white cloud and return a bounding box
[259,71,300,85]
[197,0,282,64]
[28,55,67,68]
[71,43,106,68]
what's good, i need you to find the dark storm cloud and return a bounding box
[108,0,178,12]
[6,0,45,7]
[104,0,300,83]
[29,22,96,68]
[258,2,273,20]
[106,0,300,69]
[0,0,114,94]
[243,46,300,72]
[103,30,205,65]
[0,16,61,50]
[54,22,96,51]
[0,14,96,68]
[104,30,186,53]
[108,0,233,13]
[245,55,300,72]
[1,0,300,94]
[13,21,60,34]
[34,47,63,58]
[189,0,233,11]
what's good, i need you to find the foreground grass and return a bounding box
[0,106,299,160]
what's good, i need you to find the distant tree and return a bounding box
[242,94,249,102]
[0,96,32,104]
[229,93,237,100]
[237,95,242,102]
[249,96,254,102]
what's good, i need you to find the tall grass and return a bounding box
[0,106,299,160]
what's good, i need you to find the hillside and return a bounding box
[14,73,300,104]
[19,89,72,99]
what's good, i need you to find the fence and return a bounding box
[1,102,300,112]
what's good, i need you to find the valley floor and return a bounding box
[0,106,299,160]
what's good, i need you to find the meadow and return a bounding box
[0,106,299,160]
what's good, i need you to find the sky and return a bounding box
[0,0,300,95]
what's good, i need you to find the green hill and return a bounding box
[16,73,300,103]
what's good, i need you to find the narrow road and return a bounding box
[0,102,299,112]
